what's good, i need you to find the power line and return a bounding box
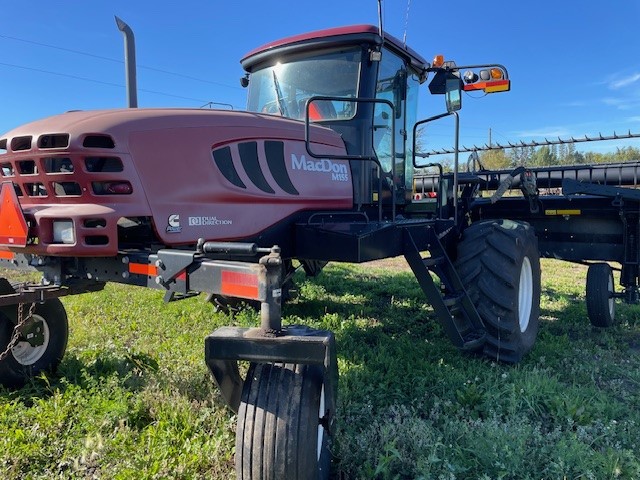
[0,33,242,91]
[0,61,231,104]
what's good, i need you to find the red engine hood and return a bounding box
[0,108,353,256]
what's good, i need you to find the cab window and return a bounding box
[246,48,361,121]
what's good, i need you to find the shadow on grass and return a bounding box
[284,263,640,406]
[0,350,159,404]
[285,264,640,478]
[285,266,477,400]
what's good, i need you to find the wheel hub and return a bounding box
[317,385,326,461]
[518,257,533,333]
[11,314,50,365]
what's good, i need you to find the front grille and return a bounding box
[0,153,132,200]
[0,131,141,255]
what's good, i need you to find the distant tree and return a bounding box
[584,151,606,164]
[557,143,585,165]
[510,146,532,166]
[613,146,640,162]
[479,149,511,170]
[570,150,586,164]
[529,146,557,166]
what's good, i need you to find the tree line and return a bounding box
[476,144,640,170]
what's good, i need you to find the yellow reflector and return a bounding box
[484,80,511,93]
[432,54,445,68]
[490,68,503,79]
[544,209,581,216]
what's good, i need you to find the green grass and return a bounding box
[1,259,640,479]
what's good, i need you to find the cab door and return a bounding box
[373,48,419,204]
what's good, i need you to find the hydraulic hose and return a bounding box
[490,166,526,204]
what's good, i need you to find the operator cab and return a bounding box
[241,25,426,209]
[241,25,509,214]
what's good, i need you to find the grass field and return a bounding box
[1,258,639,479]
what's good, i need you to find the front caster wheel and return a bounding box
[586,263,616,327]
[236,362,335,480]
[0,298,69,388]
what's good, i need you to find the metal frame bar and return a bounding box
[304,95,396,221]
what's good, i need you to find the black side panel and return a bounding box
[265,141,299,195]
[213,146,246,189]
[239,142,275,194]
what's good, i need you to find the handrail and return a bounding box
[304,96,397,222]
[412,111,460,224]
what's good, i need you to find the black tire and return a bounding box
[0,299,69,388]
[236,362,334,480]
[455,219,541,363]
[586,263,615,327]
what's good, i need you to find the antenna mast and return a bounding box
[377,0,384,41]
[403,0,411,47]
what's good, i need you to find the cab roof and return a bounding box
[241,24,429,74]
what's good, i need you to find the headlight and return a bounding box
[53,220,75,244]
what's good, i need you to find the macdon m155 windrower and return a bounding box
[0,21,636,479]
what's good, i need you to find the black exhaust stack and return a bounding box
[115,16,138,108]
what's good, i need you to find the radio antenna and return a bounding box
[403,0,411,47]
[377,0,384,41]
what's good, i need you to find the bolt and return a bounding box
[122,271,129,279]
[155,259,164,269]
[121,256,129,264]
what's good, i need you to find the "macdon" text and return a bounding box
[291,154,348,175]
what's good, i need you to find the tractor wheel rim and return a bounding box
[518,257,533,333]
[608,273,614,318]
[11,314,49,366]
[317,385,326,462]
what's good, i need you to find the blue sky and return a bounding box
[1,0,639,155]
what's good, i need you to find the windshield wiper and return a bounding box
[272,70,290,117]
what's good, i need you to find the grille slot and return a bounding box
[38,134,69,149]
[44,157,74,173]
[84,218,107,228]
[25,182,47,197]
[52,182,82,196]
[83,135,115,149]
[85,157,123,172]
[18,160,37,175]
[1,163,14,177]
[92,181,132,195]
[11,136,32,151]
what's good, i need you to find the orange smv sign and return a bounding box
[0,182,28,247]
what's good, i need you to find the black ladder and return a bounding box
[403,227,485,351]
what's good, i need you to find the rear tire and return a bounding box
[586,263,615,327]
[455,219,541,363]
[235,362,334,480]
[0,298,69,388]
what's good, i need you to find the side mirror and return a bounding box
[445,77,462,112]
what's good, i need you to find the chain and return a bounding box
[0,301,36,363]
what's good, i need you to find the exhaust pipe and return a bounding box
[115,16,138,108]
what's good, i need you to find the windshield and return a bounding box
[246,47,361,121]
